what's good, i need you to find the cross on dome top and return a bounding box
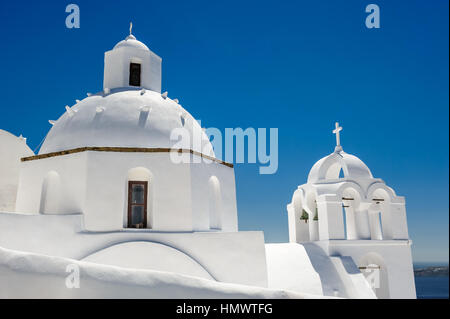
[126,22,136,40]
[333,122,343,152]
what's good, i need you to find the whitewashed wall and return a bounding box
[0,213,267,287]
[0,246,319,299]
[190,157,238,232]
[15,152,87,214]
[326,240,416,299]
[103,45,162,92]
[15,151,237,232]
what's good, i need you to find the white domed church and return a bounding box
[17,31,231,232]
[0,30,415,299]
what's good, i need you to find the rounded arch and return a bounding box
[208,176,222,230]
[308,152,373,183]
[124,167,154,229]
[336,181,366,205]
[81,241,215,281]
[127,167,152,182]
[39,171,62,214]
[358,252,390,299]
[303,187,317,213]
[292,188,304,214]
[367,183,396,202]
[290,188,311,242]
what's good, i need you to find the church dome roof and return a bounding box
[307,149,373,183]
[39,89,214,156]
[0,130,34,211]
[113,34,150,51]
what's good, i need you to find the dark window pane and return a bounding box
[129,63,141,86]
[131,206,144,226]
[132,184,145,204]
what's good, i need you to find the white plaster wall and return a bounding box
[0,213,267,287]
[390,203,409,239]
[15,153,87,214]
[15,151,236,232]
[189,156,238,232]
[327,240,416,299]
[84,151,193,231]
[83,241,214,280]
[287,204,298,242]
[354,209,371,239]
[0,130,34,212]
[317,195,346,240]
[265,243,323,296]
[300,242,376,298]
[329,256,377,298]
[0,246,322,299]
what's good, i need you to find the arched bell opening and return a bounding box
[291,189,310,242]
[369,188,393,240]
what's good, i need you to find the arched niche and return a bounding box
[39,171,62,214]
[358,252,390,299]
[208,176,222,230]
[125,167,153,229]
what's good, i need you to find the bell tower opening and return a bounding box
[129,62,141,87]
[103,29,162,92]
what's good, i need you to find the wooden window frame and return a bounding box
[127,181,148,228]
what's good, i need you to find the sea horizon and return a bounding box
[413,262,449,268]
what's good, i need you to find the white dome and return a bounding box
[39,89,214,156]
[307,149,373,183]
[113,34,149,51]
[0,130,34,159]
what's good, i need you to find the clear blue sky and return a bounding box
[0,0,447,263]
